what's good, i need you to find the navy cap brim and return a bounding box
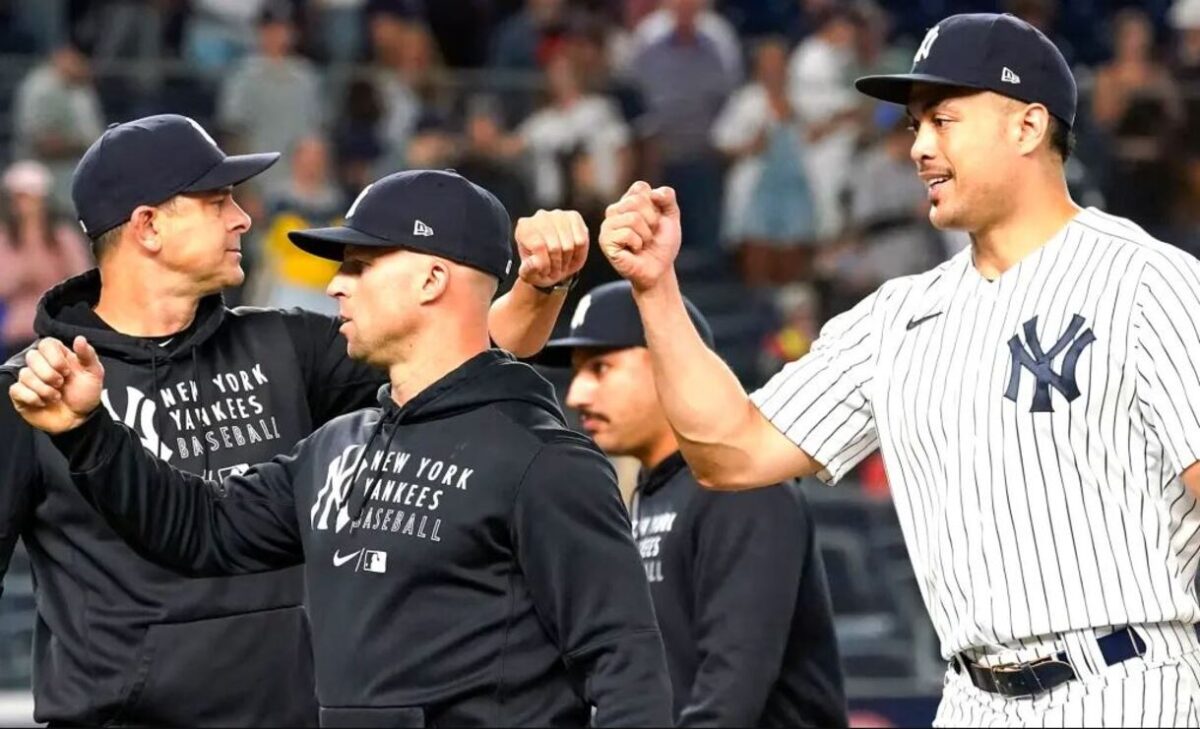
[854,73,988,106]
[288,224,392,261]
[536,336,645,368]
[185,152,280,192]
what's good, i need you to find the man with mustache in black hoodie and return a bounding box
[9,169,673,727]
[0,116,588,726]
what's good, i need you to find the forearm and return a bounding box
[632,272,765,485]
[51,410,299,576]
[488,279,568,358]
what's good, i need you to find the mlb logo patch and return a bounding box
[362,550,388,574]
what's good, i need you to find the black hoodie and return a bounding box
[0,270,384,725]
[50,349,674,727]
[633,454,848,727]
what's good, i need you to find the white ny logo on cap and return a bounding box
[915,24,940,63]
[345,183,373,219]
[184,116,219,149]
[571,294,593,331]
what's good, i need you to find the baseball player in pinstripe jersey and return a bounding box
[597,12,1200,728]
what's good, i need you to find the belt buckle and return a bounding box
[990,656,1071,698]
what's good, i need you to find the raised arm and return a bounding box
[488,210,590,358]
[8,337,304,576]
[598,183,822,489]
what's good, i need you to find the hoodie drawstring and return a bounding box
[150,352,162,461]
[191,347,213,482]
[346,412,401,522]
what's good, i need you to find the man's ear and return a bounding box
[1015,103,1052,158]
[129,205,163,254]
[418,259,451,304]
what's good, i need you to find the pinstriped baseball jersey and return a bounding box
[752,207,1200,658]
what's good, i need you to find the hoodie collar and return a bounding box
[637,451,689,497]
[376,349,565,426]
[34,269,227,363]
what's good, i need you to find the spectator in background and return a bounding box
[1006,0,1076,67]
[490,0,569,71]
[257,135,343,315]
[1171,0,1200,154]
[1092,8,1179,133]
[758,281,820,382]
[788,7,862,242]
[563,14,644,123]
[369,12,448,171]
[632,0,737,251]
[184,0,265,71]
[713,37,816,288]
[630,0,743,81]
[826,104,939,316]
[850,0,909,78]
[1093,8,1182,232]
[217,1,325,189]
[454,97,535,221]
[514,52,632,209]
[12,43,104,212]
[314,0,367,64]
[0,160,91,357]
[333,77,385,197]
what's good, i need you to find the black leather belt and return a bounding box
[953,625,1147,698]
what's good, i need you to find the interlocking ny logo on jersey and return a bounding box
[100,386,174,460]
[311,444,366,533]
[1005,314,1096,412]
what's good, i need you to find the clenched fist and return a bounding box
[8,336,104,434]
[514,209,589,290]
[599,181,681,292]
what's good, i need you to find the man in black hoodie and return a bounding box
[542,280,847,728]
[9,169,673,727]
[0,116,587,726]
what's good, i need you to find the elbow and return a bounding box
[688,455,766,492]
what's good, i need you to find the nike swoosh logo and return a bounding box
[332,549,362,567]
[906,312,943,331]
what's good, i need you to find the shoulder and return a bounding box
[229,305,338,334]
[1073,208,1200,284]
[520,430,617,488]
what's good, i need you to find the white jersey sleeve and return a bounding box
[1133,250,1200,476]
[750,284,887,484]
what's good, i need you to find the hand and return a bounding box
[514,209,589,289]
[8,336,104,434]
[599,181,681,292]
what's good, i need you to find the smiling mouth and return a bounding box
[926,175,950,190]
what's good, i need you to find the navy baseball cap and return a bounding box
[855,13,1077,128]
[288,169,513,280]
[71,114,279,238]
[539,281,714,367]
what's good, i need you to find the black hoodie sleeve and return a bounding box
[513,438,673,727]
[281,308,385,426]
[677,485,808,727]
[0,376,36,598]
[49,407,305,577]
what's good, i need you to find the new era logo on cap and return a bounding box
[1001,67,1021,84]
[413,220,434,237]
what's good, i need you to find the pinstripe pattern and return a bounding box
[751,209,1200,689]
[934,645,1200,727]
